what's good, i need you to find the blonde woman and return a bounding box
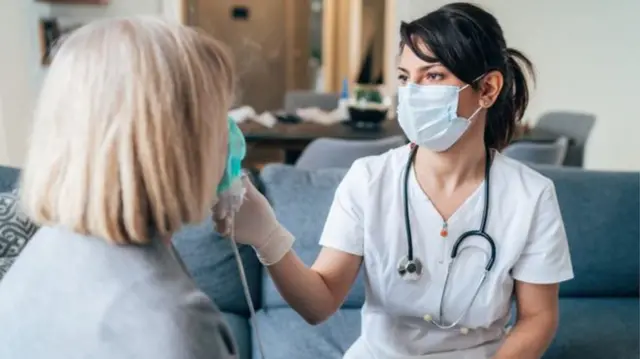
[0,17,239,359]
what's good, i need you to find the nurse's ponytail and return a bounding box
[485,48,535,150]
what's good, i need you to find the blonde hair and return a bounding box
[20,16,235,244]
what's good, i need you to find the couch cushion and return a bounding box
[259,164,364,309]
[172,219,262,315]
[544,298,639,358]
[0,166,19,193]
[252,308,361,359]
[222,312,252,359]
[536,167,639,297]
[251,301,638,359]
[0,257,15,281]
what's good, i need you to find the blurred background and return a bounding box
[0,0,638,171]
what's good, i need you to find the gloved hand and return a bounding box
[213,174,294,266]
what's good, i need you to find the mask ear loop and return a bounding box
[467,106,484,122]
[457,74,487,93]
[460,73,489,122]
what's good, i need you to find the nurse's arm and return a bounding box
[493,281,559,359]
[266,247,362,325]
[265,159,367,325]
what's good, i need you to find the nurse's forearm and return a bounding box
[493,313,557,359]
[265,250,340,325]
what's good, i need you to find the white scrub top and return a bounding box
[319,145,574,359]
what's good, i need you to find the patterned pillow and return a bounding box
[0,257,16,280]
[0,189,39,280]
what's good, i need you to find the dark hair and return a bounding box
[400,2,535,150]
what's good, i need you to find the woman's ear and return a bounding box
[480,70,504,107]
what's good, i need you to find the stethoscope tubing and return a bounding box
[401,144,498,329]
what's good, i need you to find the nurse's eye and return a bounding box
[425,72,445,82]
[397,74,408,85]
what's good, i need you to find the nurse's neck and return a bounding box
[414,135,487,193]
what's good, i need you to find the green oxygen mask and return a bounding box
[217,117,246,195]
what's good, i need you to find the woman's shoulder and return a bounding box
[492,151,556,197]
[100,279,237,358]
[0,227,238,358]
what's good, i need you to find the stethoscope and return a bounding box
[397,144,497,331]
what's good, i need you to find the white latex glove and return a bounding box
[213,175,294,265]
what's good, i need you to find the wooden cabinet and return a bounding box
[186,0,311,113]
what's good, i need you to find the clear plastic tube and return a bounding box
[219,175,347,358]
[228,216,267,359]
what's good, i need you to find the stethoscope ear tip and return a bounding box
[423,314,470,335]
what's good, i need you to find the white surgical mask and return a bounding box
[397,82,482,152]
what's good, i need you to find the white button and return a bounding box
[460,327,469,335]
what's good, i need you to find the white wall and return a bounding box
[0,1,50,167]
[394,0,640,171]
[49,0,179,19]
[0,97,8,165]
[0,0,180,167]
[4,0,638,170]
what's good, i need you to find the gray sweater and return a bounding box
[0,226,237,359]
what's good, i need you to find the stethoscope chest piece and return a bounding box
[397,256,423,281]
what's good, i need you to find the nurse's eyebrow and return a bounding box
[397,64,441,73]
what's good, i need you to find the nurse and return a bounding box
[230,2,573,358]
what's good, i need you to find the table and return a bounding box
[239,120,404,164]
[239,120,567,165]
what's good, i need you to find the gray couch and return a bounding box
[1,164,638,358]
[176,164,639,359]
